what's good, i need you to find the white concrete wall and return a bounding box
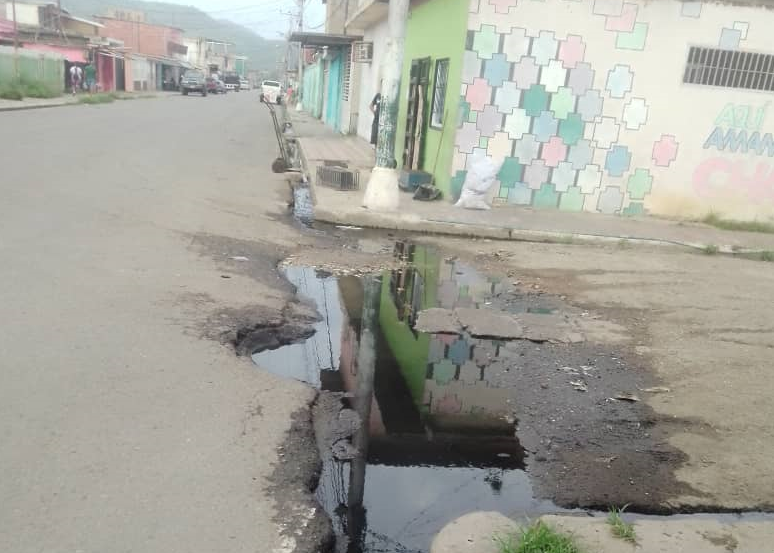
[356,18,389,142]
[453,0,774,220]
[7,3,40,26]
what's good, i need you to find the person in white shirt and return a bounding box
[69,65,83,95]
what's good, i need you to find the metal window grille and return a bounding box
[684,46,774,91]
[342,47,352,102]
[430,59,449,129]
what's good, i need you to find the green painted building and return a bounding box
[395,0,469,199]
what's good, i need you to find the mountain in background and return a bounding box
[61,0,284,71]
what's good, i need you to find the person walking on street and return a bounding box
[84,63,96,94]
[69,65,83,95]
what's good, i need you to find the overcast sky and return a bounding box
[155,0,325,39]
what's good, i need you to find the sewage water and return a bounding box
[253,244,562,552]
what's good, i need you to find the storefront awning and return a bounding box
[289,31,363,47]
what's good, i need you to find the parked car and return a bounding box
[260,80,283,104]
[240,78,250,91]
[222,72,241,92]
[206,77,227,94]
[181,71,207,96]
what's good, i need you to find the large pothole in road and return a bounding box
[252,241,698,553]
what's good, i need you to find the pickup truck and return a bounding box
[180,70,207,96]
[260,80,283,104]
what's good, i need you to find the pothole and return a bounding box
[249,241,721,552]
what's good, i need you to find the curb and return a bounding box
[288,112,772,258]
[0,101,77,113]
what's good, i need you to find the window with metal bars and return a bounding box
[684,46,774,91]
[342,47,352,102]
[430,59,450,129]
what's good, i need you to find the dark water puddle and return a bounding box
[253,244,569,552]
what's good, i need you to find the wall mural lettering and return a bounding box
[703,103,773,156]
[693,158,774,201]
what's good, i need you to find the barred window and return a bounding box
[430,59,449,129]
[684,46,774,91]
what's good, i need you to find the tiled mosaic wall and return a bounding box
[450,0,774,219]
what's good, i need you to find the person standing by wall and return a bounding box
[84,62,96,94]
[69,65,83,95]
[369,88,382,147]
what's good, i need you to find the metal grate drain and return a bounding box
[316,164,360,190]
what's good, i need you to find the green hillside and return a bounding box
[61,0,283,71]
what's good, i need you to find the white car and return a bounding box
[260,80,283,104]
[240,78,250,91]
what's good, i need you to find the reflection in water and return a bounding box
[253,245,556,553]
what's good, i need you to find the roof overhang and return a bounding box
[289,31,363,47]
[346,0,388,30]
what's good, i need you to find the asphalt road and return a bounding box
[0,92,317,552]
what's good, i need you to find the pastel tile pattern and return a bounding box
[495,81,522,114]
[597,185,624,214]
[490,0,518,14]
[680,1,702,17]
[551,161,576,192]
[616,22,648,50]
[558,114,584,146]
[452,147,468,172]
[550,87,576,120]
[533,110,559,143]
[622,97,648,130]
[484,53,512,87]
[513,57,540,89]
[462,50,483,85]
[503,27,532,63]
[733,21,749,40]
[458,100,471,127]
[457,122,481,154]
[592,117,620,148]
[568,139,595,170]
[504,108,532,140]
[719,27,742,49]
[498,157,524,184]
[606,64,633,98]
[627,168,653,200]
[559,187,585,211]
[524,160,550,189]
[533,183,560,208]
[522,84,550,117]
[605,2,637,32]
[558,35,586,69]
[507,183,533,204]
[450,170,467,200]
[488,131,514,159]
[592,0,624,16]
[567,62,595,96]
[467,78,492,111]
[576,89,604,122]
[541,136,568,167]
[531,30,558,66]
[605,145,632,177]
[652,134,679,167]
[513,133,541,163]
[473,25,499,60]
[577,164,603,193]
[622,202,645,216]
[540,59,568,93]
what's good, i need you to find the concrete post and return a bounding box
[295,0,305,111]
[362,0,410,211]
[346,274,380,546]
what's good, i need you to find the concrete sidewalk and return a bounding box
[289,110,774,254]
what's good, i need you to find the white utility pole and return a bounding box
[295,0,304,111]
[362,0,410,211]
